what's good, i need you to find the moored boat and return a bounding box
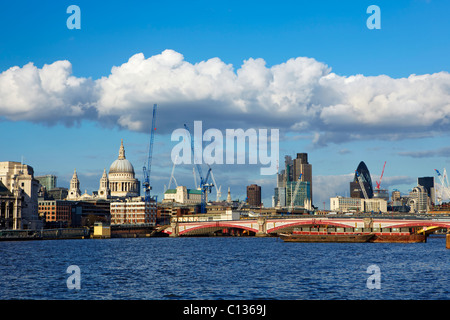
[371,233,426,243]
[279,233,374,243]
[279,225,429,243]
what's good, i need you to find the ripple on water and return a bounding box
[0,237,449,300]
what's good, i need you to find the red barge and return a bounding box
[280,226,427,243]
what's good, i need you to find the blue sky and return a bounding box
[1,0,450,208]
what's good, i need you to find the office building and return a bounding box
[392,190,402,202]
[408,185,429,213]
[293,153,312,201]
[110,199,157,225]
[350,161,374,199]
[330,196,387,213]
[38,199,73,226]
[35,175,57,191]
[273,153,312,209]
[418,177,435,204]
[373,189,389,202]
[247,184,261,207]
[47,187,69,200]
[330,197,362,212]
[163,186,203,205]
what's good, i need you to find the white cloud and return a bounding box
[319,72,450,130]
[1,49,450,146]
[0,60,96,125]
[398,146,450,158]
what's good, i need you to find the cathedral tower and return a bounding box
[67,169,81,200]
[98,168,110,199]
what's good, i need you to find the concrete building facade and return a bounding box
[0,180,22,230]
[330,196,387,213]
[164,186,203,205]
[0,161,41,229]
[408,186,429,213]
[110,199,157,225]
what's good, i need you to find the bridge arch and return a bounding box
[388,221,450,230]
[267,220,352,234]
[178,222,259,236]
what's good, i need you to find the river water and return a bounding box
[0,236,449,300]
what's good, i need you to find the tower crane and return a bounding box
[375,161,386,190]
[289,173,303,214]
[143,104,157,207]
[435,168,450,202]
[238,197,248,210]
[193,167,198,189]
[210,170,221,202]
[184,123,214,213]
[167,155,179,190]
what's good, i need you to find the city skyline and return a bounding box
[1,1,450,208]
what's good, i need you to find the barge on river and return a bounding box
[279,226,427,243]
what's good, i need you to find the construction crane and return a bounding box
[355,170,369,200]
[375,161,386,190]
[210,170,221,202]
[167,155,179,190]
[143,104,157,207]
[238,197,247,210]
[289,173,303,214]
[435,168,450,203]
[184,123,214,213]
[193,167,198,189]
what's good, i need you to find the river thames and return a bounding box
[1,236,449,300]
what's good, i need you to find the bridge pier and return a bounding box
[170,221,179,237]
[446,232,450,249]
[255,217,269,237]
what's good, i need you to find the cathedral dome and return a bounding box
[109,139,135,175]
[108,139,140,198]
[109,158,135,175]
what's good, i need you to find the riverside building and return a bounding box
[0,161,41,229]
[110,198,156,225]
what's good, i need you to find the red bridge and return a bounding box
[164,215,450,237]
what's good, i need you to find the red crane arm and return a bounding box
[376,161,386,190]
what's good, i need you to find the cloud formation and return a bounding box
[0,60,96,125]
[398,146,450,158]
[1,49,450,145]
